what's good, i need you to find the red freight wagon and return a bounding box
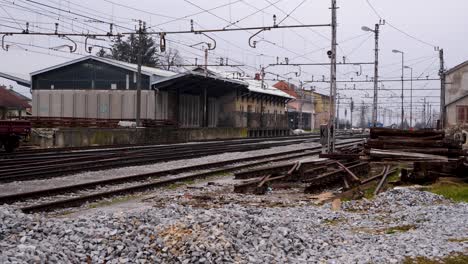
[0,120,31,152]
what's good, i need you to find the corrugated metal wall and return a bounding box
[208,98,219,127]
[32,90,164,120]
[179,94,201,127]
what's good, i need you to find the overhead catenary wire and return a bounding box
[365,0,438,49]
[223,0,283,29]
[0,5,24,30]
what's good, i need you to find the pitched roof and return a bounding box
[244,79,294,99]
[152,70,294,99]
[445,60,468,76]
[8,88,31,101]
[0,86,31,109]
[31,55,176,78]
[273,81,299,98]
[0,72,31,87]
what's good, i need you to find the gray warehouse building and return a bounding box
[31,56,175,120]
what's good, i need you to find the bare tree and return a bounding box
[160,48,183,71]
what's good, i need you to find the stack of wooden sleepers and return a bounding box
[366,128,467,183]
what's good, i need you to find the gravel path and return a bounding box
[0,142,321,196]
[1,188,466,263]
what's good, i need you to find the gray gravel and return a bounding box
[1,188,466,263]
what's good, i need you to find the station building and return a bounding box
[29,56,294,143]
[445,60,468,128]
[152,69,293,136]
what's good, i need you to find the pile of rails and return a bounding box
[366,128,467,183]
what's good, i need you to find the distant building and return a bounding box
[8,87,32,114]
[312,92,331,129]
[445,60,468,128]
[0,85,31,119]
[274,81,313,130]
[273,81,330,130]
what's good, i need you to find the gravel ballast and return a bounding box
[1,188,467,263]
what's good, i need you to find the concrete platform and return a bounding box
[31,127,252,148]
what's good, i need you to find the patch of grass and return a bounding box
[166,179,196,190]
[341,197,352,202]
[88,195,138,209]
[363,185,376,199]
[385,225,416,234]
[428,182,468,203]
[387,168,402,183]
[403,254,468,264]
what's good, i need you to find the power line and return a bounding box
[1,0,106,34]
[0,5,24,30]
[224,0,283,29]
[365,0,437,49]
[277,0,307,25]
[24,0,113,26]
[151,0,245,28]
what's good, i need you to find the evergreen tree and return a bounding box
[97,30,159,67]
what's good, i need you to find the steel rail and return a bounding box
[0,139,320,182]
[16,140,363,213]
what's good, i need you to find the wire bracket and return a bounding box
[1,33,12,51]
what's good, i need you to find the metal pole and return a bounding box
[423,97,426,128]
[327,0,337,153]
[372,24,379,127]
[350,98,354,129]
[260,66,265,89]
[336,96,340,129]
[401,52,404,128]
[136,20,143,127]
[410,67,413,128]
[204,48,208,77]
[439,49,446,129]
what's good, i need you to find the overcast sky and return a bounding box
[1,0,467,124]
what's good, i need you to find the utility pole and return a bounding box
[136,20,144,127]
[382,107,386,127]
[260,66,266,89]
[423,97,427,128]
[350,98,354,129]
[298,82,304,130]
[336,96,340,129]
[362,23,380,127]
[439,49,446,129]
[404,66,413,128]
[204,47,209,77]
[327,0,338,153]
[392,49,405,128]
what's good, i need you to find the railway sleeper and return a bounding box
[304,162,370,193]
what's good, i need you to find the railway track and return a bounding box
[0,134,322,158]
[0,134,365,183]
[0,139,364,213]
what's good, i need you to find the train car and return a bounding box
[0,120,31,152]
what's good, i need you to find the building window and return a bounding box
[457,106,468,123]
